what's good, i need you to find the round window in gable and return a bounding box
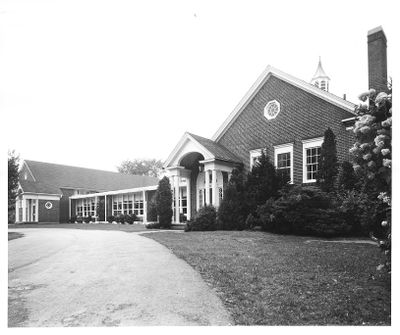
[264,100,281,120]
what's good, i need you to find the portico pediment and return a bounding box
[164,132,241,169]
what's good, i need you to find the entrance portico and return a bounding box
[164,132,241,224]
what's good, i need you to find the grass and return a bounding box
[144,230,390,325]
[8,223,148,233]
[8,232,24,241]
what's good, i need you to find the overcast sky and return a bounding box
[1,0,398,172]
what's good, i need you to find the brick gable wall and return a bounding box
[217,76,355,184]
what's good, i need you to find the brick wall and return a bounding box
[368,29,388,93]
[217,76,356,184]
[38,199,60,223]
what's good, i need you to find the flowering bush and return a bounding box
[350,89,391,271]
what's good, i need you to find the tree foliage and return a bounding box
[245,150,288,216]
[156,176,173,228]
[317,128,338,192]
[117,158,163,178]
[8,150,19,223]
[350,89,392,271]
[217,168,246,230]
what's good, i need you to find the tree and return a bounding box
[96,197,105,221]
[350,88,392,271]
[156,176,173,228]
[117,158,163,178]
[8,150,19,224]
[147,193,158,222]
[245,150,287,216]
[217,168,246,230]
[317,128,338,192]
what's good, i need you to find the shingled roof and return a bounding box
[188,133,241,163]
[19,180,62,195]
[20,160,159,194]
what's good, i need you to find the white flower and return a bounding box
[381,221,388,227]
[363,153,372,161]
[383,159,391,168]
[381,148,390,156]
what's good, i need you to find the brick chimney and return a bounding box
[367,26,388,93]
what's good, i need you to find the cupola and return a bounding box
[311,57,330,92]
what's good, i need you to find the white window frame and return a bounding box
[274,143,294,184]
[249,149,263,170]
[302,137,324,183]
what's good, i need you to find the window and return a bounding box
[249,149,262,170]
[302,137,323,183]
[320,80,326,91]
[134,193,144,216]
[274,143,293,184]
[264,100,281,120]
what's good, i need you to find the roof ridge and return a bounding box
[24,159,157,178]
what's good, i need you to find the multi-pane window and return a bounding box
[274,143,293,184]
[113,194,137,216]
[306,147,321,181]
[277,152,291,181]
[134,193,144,216]
[302,137,323,183]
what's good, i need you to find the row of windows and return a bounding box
[250,138,323,183]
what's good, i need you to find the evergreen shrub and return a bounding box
[258,186,350,237]
[185,205,217,231]
[107,215,115,223]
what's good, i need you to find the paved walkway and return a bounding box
[8,229,232,326]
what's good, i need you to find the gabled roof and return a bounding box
[22,160,159,193]
[19,180,62,196]
[163,132,241,168]
[187,133,241,163]
[212,65,356,141]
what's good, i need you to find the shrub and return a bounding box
[336,190,378,236]
[145,222,161,229]
[147,194,158,222]
[337,161,358,191]
[217,168,246,230]
[117,214,125,224]
[83,215,92,223]
[245,213,261,230]
[317,128,338,192]
[70,215,77,223]
[185,205,217,231]
[107,215,115,223]
[245,150,288,216]
[258,186,350,237]
[76,216,83,223]
[156,177,173,229]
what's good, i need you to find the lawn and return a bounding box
[8,223,148,233]
[144,230,390,325]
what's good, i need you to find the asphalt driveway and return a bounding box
[8,228,232,326]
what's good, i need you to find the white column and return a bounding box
[196,175,200,211]
[174,175,180,223]
[104,195,107,222]
[212,169,217,207]
[205,170,210,205]
[187,177,191,221]
[142,190,147,223]
[95,196,98,222]
[35,199,39,222]
[22,198,26,222]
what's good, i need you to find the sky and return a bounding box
[1,0,398,172]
